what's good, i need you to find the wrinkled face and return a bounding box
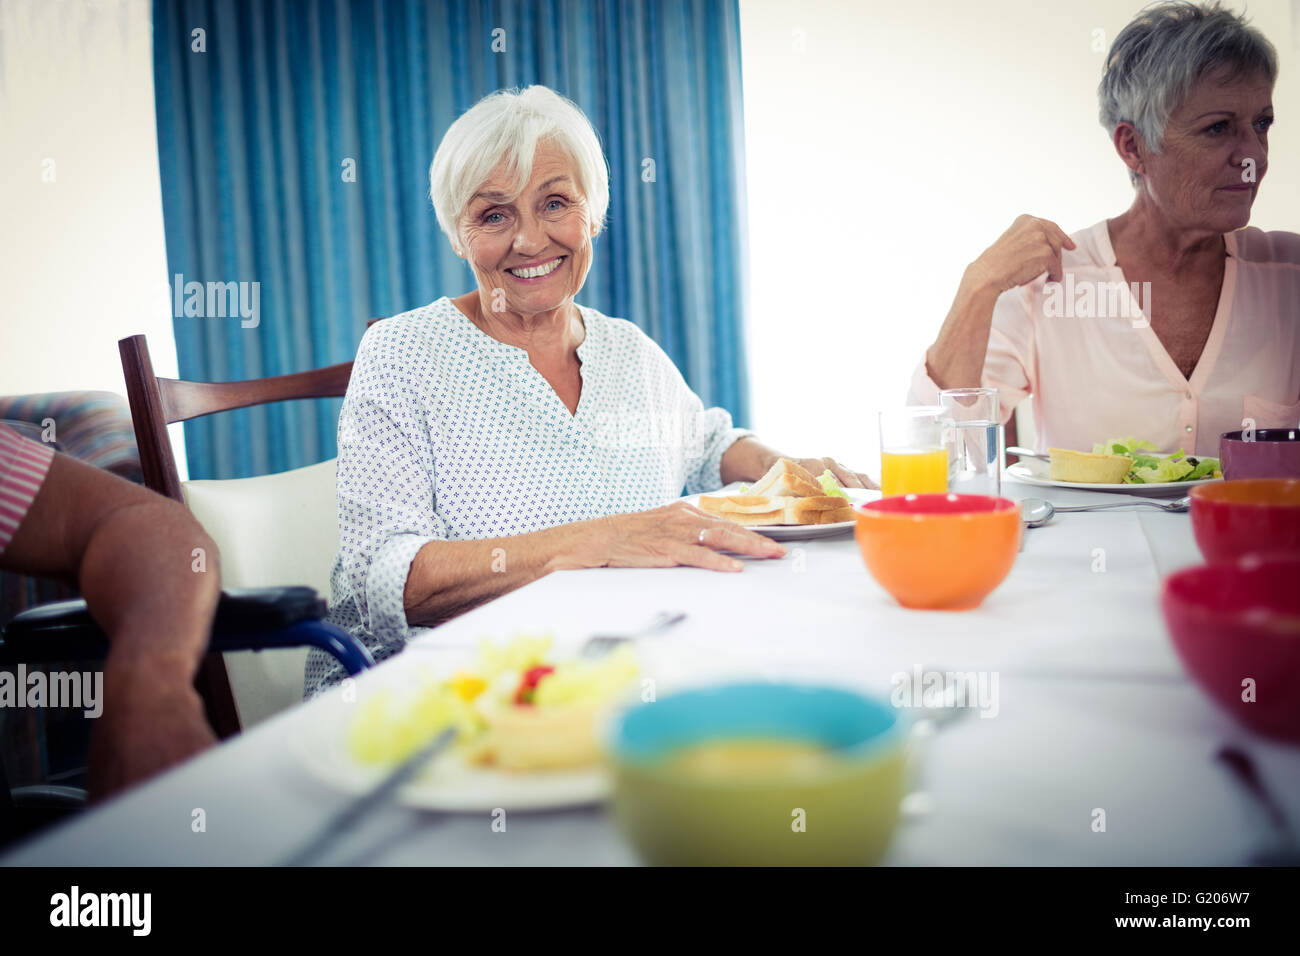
[1137,69,1273,234]
[459,141,597,317]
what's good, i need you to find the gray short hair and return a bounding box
[428,86,610,252]
[1099,2,1277,181]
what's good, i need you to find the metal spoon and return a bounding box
[900,679,982,823]
[1019,495,1190,528]
[282,727,457,866]
[1007,446,1050,462]
[581,611,687,658]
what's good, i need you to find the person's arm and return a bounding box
[924,272,1005,389]
[925,215,1076,390]
[402,503,785,628]
[0,452,220,798]
[336,328,786,639]
[668,356,874,490]
[719,437,876,490]
[718,435,779,484]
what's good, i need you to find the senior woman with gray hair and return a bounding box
[307,85,870,693]
[914,1,1298,456]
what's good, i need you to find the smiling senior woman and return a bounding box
[914,1,1299,456]
[307,86,870,693]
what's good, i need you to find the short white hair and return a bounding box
[428,86,610,252]
[1099,2,1277,184]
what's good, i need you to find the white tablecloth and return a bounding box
[4,481,1297,866]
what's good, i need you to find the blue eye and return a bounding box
[1256,116,1274,132]
[546,198,565,211]
[1206,121,1228,135]
[484,211,506,224]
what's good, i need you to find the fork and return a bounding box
[581,611,687,657]
[1216,745,1300,865]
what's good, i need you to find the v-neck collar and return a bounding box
[1095,221,1238,392]
[446,297,594,422]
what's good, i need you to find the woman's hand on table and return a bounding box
[560,502,786,572]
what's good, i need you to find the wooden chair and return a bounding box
[118,335,357,738]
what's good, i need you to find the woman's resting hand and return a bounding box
[566,501,787,572]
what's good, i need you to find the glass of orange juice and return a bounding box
[879,406,950,496]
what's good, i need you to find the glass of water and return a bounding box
[938,388,1002,497]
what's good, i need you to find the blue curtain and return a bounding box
[152,0,751,479]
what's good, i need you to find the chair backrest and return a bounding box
[117,334,363,735]
[118,334,354,502]
[183,458,339,727]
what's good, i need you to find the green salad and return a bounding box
[818,470,849,498]
[1090,437,1221,484]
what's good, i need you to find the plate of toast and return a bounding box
[692,458,878,541]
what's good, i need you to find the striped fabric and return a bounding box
[0,391,141,483]
[0,424,55,556]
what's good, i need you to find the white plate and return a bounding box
[290,679,609,813]
[686,488,879,541]
[1005,461,1220,497]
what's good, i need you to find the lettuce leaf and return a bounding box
[818,469,849,498]
[1090,438,1221,483]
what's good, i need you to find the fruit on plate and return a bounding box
[347,635,638,772]
[1048,447,1133,484]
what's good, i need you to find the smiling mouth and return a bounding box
[507,257,565,279]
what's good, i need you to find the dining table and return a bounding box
[3,477,1298,867]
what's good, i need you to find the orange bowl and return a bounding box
[1189,479,1300,564]
[853,494,1022,610]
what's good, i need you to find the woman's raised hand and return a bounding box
[567,501,786,572]
[969,214,1078,294]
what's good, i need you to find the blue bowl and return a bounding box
[609,683,907,865]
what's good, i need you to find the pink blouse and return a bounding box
[910,220,1300,457]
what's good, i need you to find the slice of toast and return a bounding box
[749,458,823,498]
[699,493,853,527]
[815,505,855,524]
[698,494,790,526]
[783,496,854,524]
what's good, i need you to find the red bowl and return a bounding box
[1161,557,1300,742]
[1189,479,1300,563]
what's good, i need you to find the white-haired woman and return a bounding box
[914,1,1298,456]
[309,86,871,692]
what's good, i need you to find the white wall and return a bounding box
[739,0,1299,475]
[0,0,186,474]
[3,0,1294,486]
